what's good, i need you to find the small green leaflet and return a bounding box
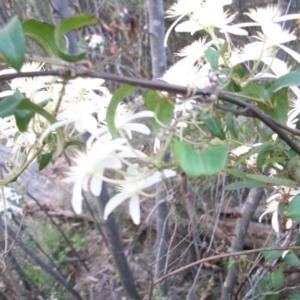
[268,72,300,96]
[145,90,174,135]
[246,174,297,187]
[286,195,300,222]
[106,85,136,138]
[263,249,284,261]
[0,16,25,70]
[284,252,300,266]
[202,114,226,140]
[23,19,63,59]
[0,91,24,118]
[39,150,54,171]
[204,48,219,70]
[225,179,268,190]
[173,141,228,177]
[54,14,99,62]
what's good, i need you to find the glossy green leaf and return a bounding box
[54,14,98,62]
[0,92,24,118]
[271,88,288,124]
[286,195,300,221]
[14,109,35,132]
[225,179,268,190]
[224,168,248,179]
[17,99,65,156]
[173,141,228,177]
[271,270,284,289]
[246,174,298,188]
[145,90,174,135]
[23,19,63,58]
[203,114,226,140]
[204,48,219,70]
[256,143,277,173]
[0,16,25,70]
[284,252,300,266]
[39,150,54,171]
[263,249,284,261]
[106,85,136,138]
[268,72,300,96]
[242,82,265,101]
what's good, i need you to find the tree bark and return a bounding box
[146,0,169,296]
[221,188,264,300]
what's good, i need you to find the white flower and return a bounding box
[64,138,127,214]
[244,6,300,63]
[259,187,300,232]
[104,166,176,224]
[174,0,247,36]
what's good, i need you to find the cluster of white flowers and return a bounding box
[0,62,177,224]
[162,0,300,233]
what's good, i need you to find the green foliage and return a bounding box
[173,141,228,177]
[23,19,62,59]
[145,90,174,135]
[286,195,300,221]
[54,14,99,62]
[106,84,137,138]
[0,16,25,70]
[202,113,226,140]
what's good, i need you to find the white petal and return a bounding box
[175,20,201,35]
[81,116,98,134]
[90,175,103,196]
[72,179,83,214]
[124,123,151,135]
[271,210,280,233]
[278,44,300,64]
[103,191,133,220]
[129,194,140,225]
[99,155,122,169]
[220,25,248,35]
[125,111,155,121]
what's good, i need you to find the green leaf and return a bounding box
[268,72,300,96]
[202,114,226,140]
[284,252,300,266]
[256,143,277,173]
[173,141,228,177]
[263,250,284,261]
[14,109,35,132]
[289,294,300,300]
[271,88,288,124]
[286,195,300,221]
[225,179,268,190]
[204,48,219,70]
[242,82,265,101]
[106,85,136,138]
[0,92,24,118]
[39,150,54,171]
[226,258,236,269]
[271,270,284,289]
[266,295,280,300]
[145,90,174,135]
[23,19,63,58]
[0,16,25,70]
[246,174,298,188]
[296,233,300,246]
[17,99,65,156]
[54,14,99,62]
[224,168,248,179]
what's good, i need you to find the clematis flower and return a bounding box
[259,187,300,233]
[64,138,127,214]
[104,166,176,224]
[245,6,300,63]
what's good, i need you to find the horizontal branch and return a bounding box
[153,245,300,286]
[1,70,300,155]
